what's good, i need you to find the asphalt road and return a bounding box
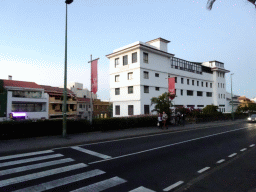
[1,122,256,191]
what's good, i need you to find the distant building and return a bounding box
[66,82,96,120]
[40,85,77,119]
[0,77,49,121]
[107,37,230,117]
[225,92,240,113]
[93,99,111,118]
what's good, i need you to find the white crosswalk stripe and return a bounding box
[12,169,106,192]
[129,186,156,192]
[0,150,54,161]
[0,163,87,187]
[0,153,64,168]
[0,158,74,176]
[70,176,127,192]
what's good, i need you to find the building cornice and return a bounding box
[211,67,230,73]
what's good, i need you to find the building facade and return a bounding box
[0,79,49,121]
[41,85,77,119]
[93,99,111,118]
[107,38,230,117]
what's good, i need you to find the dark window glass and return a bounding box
[155,73,159,77]
[128,105,133,115]
[128,86,133,94]
[206,92,212,97]
[144,86,149,93]
[197,91,203,96]
[115,58,119,67]
[192,80,194,85]
[115,105,120,115]
[123,55,128,65]
[197,81,199,86]
[181,78,184,84]
[143,52,148,63]
[181,89,183,96]
[144,105,150,114]
[115,88,120,95]
[155,87,160,91]
[132,52,137,63]
[187,90,193,96]
[175,77,177,83]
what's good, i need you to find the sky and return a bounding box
[0,0,255,100]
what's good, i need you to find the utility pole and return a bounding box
[231,73,234,121]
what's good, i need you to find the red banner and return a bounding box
[168,77,175,100]
[91,59,98,94]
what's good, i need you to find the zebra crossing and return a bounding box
[0,150,156,192]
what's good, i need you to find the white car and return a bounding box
[248,114,256,122]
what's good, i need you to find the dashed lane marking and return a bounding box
[228,153,237,158]
[163,181,184,191]
[240,148,247,152]
[249,144,255,147]
[216,159,225,164]
[197,167,210,174]
[71,146,111,159]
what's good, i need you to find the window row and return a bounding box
[178,77,213,88]
[115,105,150,115]
[171,57,202,74]
[217,72,225,78]
[115,71,160,82]
[178,90,213,97]
[218,94,226,99]
[115,86,150,95]
[218,83,225,88]
[114,52,149,67]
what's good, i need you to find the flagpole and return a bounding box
[90,54,93,125]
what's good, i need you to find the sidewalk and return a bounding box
[0,119,245,155]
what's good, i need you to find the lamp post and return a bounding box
[231,73,234,121]
[63,0,73,138]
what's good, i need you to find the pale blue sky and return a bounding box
[1,0,255,100]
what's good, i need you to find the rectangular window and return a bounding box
[115,58,119,67]
[128,72,133,80]
[210,83,212,88]
[144,71,149,79]
[224,94,225,99]
[115,105,120,115]
[123,55,128,65]
[187,79,189,85]
[187,90,193,96]
[144,86,149,93]
[201,82,203,87]
[155,73,159,77]
[206,82,208,87]
[115,88,120,95]
[128,86,133,94]
[132,52,137,63]
[197,91,203,96]
[155,87,160,91]
[144,105,150,114]
[181,78,184,84]
[192,80,194,85]
[115,75,119,82]
[180,89,183,96]
[218,83,219,88]
[197,105,204,107]
[143,52,148,63]
[175,77,177,83]
[79,104,82,108]
[206,92,212,97]
[128,105,134,115]
[223,84,225,88]
[197,81,199,86]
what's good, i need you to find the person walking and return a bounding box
[157,113,163,129]
[162,111,168,129]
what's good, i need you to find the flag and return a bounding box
[168,77,175,100]
[91,59,98,94]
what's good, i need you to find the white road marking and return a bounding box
[250,144,255,147]
[228,153,237,158]
[240,148,247,152]
[0,163,87,187]
[0,158,74,176]
[197,167,210,174]
[0,154,64,168]
[216,159,225,164]
[13,169,105,192]
[70,176,127,192]
[89,127,247,165]
[0,150,54,161]
[163,181,184,191]
[129,186,156,192]
[71,146,111,159]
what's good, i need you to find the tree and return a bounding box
[206,0,256,10]
[151,92,173,117]
[202,104,219,114]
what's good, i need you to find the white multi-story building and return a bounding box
[107,38,230,117]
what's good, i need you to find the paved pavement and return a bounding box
[0,119,246,155]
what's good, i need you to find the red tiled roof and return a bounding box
[40,85,75,97]
[3,80,42,89]
[76,97,90,102]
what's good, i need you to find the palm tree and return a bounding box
[207,0,256,10]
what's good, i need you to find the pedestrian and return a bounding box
[177,112,181,125]
[157,113,162,129]
[162,111,168,129]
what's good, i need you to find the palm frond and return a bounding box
[206,0,216,10]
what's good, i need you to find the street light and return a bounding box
[63,0,73,138]
[231,73,234,121]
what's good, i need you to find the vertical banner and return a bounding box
[168,77,175,100]
[91,59,98,94]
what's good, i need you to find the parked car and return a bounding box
[248,114,256,122]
